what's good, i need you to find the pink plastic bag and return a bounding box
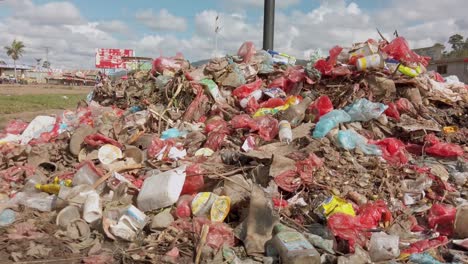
[4,120,28,135]
[308,95,334,122]
[230,114,258,131]
[180,164,204,195]
[232,79,262,99]
[401,236,448,255]
[381,37,430,66]
[427,203,456,236]
[373,138,409,165]
[84,133,123,149]
[205,116,230,134]
[237,41,256,63]
[384,102,400,121]
[256,115,278,141]
[395,98,416,114]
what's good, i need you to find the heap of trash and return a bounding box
[0,35,467,264]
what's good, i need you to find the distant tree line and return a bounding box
[443,34,468,58]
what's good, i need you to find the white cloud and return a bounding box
[1,0,467,69]
[96,20,129,34]
[136,9,187,32]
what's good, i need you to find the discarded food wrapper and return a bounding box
[98,144,123,165]
[318,195,356,218]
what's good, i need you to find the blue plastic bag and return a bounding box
[337,130,382,156]
[313,110,351,138]
[161,128,187,140]
[344,98,388,122]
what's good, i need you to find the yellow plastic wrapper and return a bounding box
[253,96,300,118]
[443,126,458,134]
[210,196,231,222]
[191,192,217,216]
[398,65,421,77]
[319,195,356,218]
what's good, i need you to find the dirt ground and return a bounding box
[0,84,91,129]
[0,84,92,95]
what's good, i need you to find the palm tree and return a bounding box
[4,39,25,82]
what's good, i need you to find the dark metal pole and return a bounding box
[263,0,275,50]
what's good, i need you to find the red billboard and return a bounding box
[95,48,134,69]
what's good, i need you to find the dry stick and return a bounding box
[195,224,209,264]
[205,169,251,192]
[92,164,143,189]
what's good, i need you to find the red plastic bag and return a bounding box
[175,195,193,219]
[205,116,229,134]
[381,37,430,66]
[373,138,409,165]
[84,133,123,149]
[296,153,323,184]
[4,120,28,135]
[432,71,445,82]
[0,165,35,183]
[328,45,343,66]
[328,200,391,253]
[395,98,416,114]
[230,114,258,131]
[204,131,227,151]
[245,96,260,113]
[424,134,464,158]
[427,203,456,236]
[384,102,400,121]
[401,236,448,255]
[237,41,256,63]
[232,79,262,99]
[147,137,176,159]
[272,197,288,208]
[181,164,204,195]
[151,53,185,74]
[259,98,285,108]
[183,83,209,122]
[308,95,334,122]
[314,46,343,76]
[256,115,278,141]
[173,217,235,250]
[275,153,323,192]
[274,169,300,192]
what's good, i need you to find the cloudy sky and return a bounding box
[0,0,467,69]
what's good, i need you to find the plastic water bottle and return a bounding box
[240,89,262,108]
[278,120,292,144]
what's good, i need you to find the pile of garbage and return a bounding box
[0,36,467,264]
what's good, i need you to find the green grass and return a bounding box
[0,94,86,114]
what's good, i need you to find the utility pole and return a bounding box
[263,0,275,50]
[215,15,220,57]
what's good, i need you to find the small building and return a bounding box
[0,63,32,81]
[414,44,468,83]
